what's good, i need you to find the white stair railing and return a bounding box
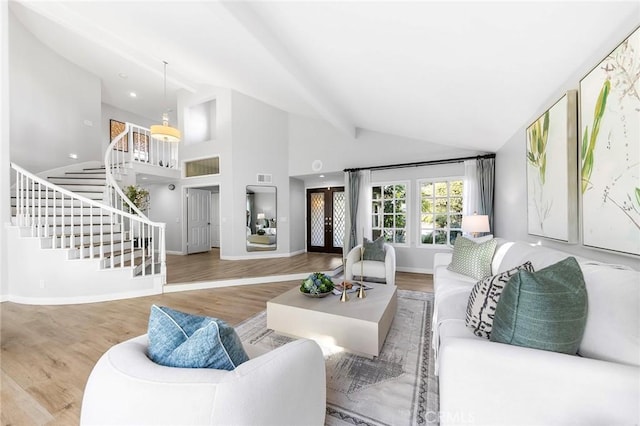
[107,122,178,176]
[11,163,166,279]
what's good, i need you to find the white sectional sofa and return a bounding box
[433,239,640,426]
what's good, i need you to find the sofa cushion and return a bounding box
[466,262,534,339]
[362,236,386,261]
[148,305,249,370]
[578,261,640,366]
[447,237,497,280]
[490,257,588,355]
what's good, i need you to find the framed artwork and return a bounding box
[109,119,128,152]
[580,27,639,256]
[526,91,578,243]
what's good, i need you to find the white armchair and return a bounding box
[345,243,396,286]
[80,335,326,425]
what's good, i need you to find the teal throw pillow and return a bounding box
[363,236,386,262]
[447,237,497,280]
[490,257,588,355]
[148,305,249,370]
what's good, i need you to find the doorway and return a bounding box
[306,187,345,254]
[187,188,211,254]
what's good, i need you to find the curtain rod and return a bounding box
[343,153,496,173]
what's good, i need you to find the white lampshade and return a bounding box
[462,214,490,233]
[257,213,266,220]
[150,113,181,142]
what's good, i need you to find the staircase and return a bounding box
[6,122,176,304]
[7,165,166,305]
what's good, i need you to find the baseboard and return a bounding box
[221,250,304,260]
[396,266,433,275]
[166,250,184,255]
[4,288,162,305]
[164,272,318,293]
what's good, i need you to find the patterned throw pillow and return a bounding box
[447,237,497,280]
[466,262,535,338]
[148,305,249,370]
[363,236,386,261]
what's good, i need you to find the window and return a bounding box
[419,179,463,245]
[184,157,220,177]
[371,183,407,244]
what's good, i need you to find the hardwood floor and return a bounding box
[166,248,344,284]
[1,253,433,425]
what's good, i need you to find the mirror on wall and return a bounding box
[246,185,277,252]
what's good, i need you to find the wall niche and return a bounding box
[184,99,216,144]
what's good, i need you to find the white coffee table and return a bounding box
[266,282,397,358]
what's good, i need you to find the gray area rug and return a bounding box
[235,289,439,426]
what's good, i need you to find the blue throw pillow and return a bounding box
[147,305,249,370]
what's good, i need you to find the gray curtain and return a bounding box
[476,157,495,232]
[348,170,360,251]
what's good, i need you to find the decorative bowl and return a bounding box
[300,290,332,298]
[300,272,335,297]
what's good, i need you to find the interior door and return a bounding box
[306,187,345,254]
[187,188,211,254]
[210,192,220,248]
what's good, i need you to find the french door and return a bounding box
[306,187,345,254]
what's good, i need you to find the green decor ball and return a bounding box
[300,272,335,295]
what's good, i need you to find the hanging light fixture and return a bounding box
[150,61,181,142]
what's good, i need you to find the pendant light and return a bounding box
[150,61,181,142]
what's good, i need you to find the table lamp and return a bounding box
[461,213,490,238]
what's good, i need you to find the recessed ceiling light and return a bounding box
[68,153,78,159]
[129,92,137,98]
[319,174,325,178]
[141,177,148,180]
[118,72,128,79]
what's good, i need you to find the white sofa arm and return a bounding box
[384,243,396,286]
[439,337,640,426]
[81,336,326,425]
[345,245,362,281]
[212,338,326,425]
[433,252,453,270]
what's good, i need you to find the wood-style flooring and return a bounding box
[1,251,433,425]
[166,248,344,284]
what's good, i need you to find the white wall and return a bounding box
[177,86,233,256]
[9,12,101,173]
[289,114,480,177]
[495,16,640,271]
[229,91,290,258]
[146,182,183,253]
[1,0,10,298]
[289,177,305,253]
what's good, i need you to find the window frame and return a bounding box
[182,155,221,179]
[370,180,410,247]
[417,177,464,247]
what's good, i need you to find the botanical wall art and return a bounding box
[580,27,639,256]
[526,91,578,242]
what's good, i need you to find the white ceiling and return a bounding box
[9,1,639,153]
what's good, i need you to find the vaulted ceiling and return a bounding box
[9,1,639,152]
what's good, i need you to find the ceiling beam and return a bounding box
[220,1,356,139]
